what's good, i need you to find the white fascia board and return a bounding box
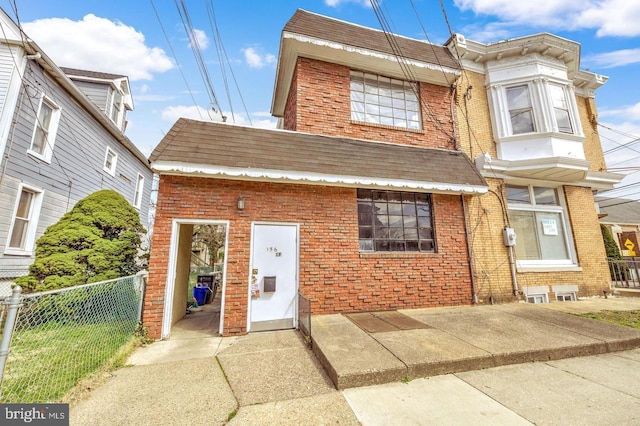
[151,161,488,195]
[584,170,626,189]
[284,32,461,77]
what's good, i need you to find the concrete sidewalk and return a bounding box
[312,298,640,389]
[70,297,640,425]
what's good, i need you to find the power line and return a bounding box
[368,0,455,140]
[149,0,203,120]
[174,0,222,118]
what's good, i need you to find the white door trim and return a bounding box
[246,221,300,332]
[161,218,230,339]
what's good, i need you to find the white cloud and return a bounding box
[161,105,221,123]
[161,105,278,129]
[453,0,640,37]
[189,28,209,50]
[325,0,371,7]
[23,14,173,80]
[242,47,276,69]
[585,49,640,69]
[600,103,640,122]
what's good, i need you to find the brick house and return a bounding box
[145,10,621,338]
[446,33,623,303]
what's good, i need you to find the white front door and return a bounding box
[249,223,298,332]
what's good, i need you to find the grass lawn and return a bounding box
[575,310,640,330]
[1,321,136,403]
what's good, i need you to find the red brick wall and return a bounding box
[283,57,455,150]
[146,176,473,338]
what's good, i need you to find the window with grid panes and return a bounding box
[357,189,435,252]
[350,71,421,130]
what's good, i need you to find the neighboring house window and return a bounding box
[506,85,535,134]
[506,185,574,266]
[133,173,144,209]
[548,83,573,133]
[28,95,61,162]
[357,189,434,252]
[110,90,123,126]
[350,71,421,130]
[6,184,44,255]
[103,147,118,176]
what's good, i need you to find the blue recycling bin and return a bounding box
[193,286,208,305]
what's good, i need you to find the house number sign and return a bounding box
[267,246,282,257]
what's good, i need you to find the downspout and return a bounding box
[461,194,478,303]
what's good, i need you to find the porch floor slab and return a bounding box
[310,299,640,390]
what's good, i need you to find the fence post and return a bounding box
[0,285,23,396]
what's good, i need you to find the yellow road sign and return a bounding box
[625,239,636,256]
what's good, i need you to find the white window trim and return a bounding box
[28,94,61,163]
[490,78,583,141]
[508,185,578,268]
[133,173,144,209]
[108,86,125,129]
[5,183,44,256]
[103,146,118,176]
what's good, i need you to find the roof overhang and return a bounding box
[475,154,625,189]
[272,32,461,117]
[152,161,488,196]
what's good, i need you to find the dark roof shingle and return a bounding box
[150,119,486,191]
[283,9,459,71]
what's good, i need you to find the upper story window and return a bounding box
[29,95,61,162]
[548,83,573,134]
[506,184,575,267]
[110,90,123,125]
[357,189,435,252]
[6,184,44,255]
[103,147,118,176]
[133,173,144,209]
[495,81,580,138]
[350,71,421,130]
[506,85,535,134]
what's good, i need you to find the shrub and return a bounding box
[15,190,146,292]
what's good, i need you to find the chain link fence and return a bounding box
[0,274,145,403]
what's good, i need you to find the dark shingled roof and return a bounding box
[60,67,126,80]
[283,9,460,71]
[150,118,486,191]
[599,198,640,225]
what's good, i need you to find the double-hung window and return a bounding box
[29,95,61,162]
[548,83,573,133]
[103,147,118,176]
[357,189,435,252]
[506,85,535,134]
[133,173,144,209]
[6,184,43,255]
[350,71,421,130]
[506,185,575,266]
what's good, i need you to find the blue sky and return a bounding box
[4,0,640,201]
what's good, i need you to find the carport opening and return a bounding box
[170,222,227,337]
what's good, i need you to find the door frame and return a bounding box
[162,218,230,339]
[246,221,300,332]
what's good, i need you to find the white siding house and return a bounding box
[0,9,153,292]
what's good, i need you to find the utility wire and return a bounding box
[175,0,222,118]
[369,0,455,140]
[206,0,234,122]
[150,0,203,120]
